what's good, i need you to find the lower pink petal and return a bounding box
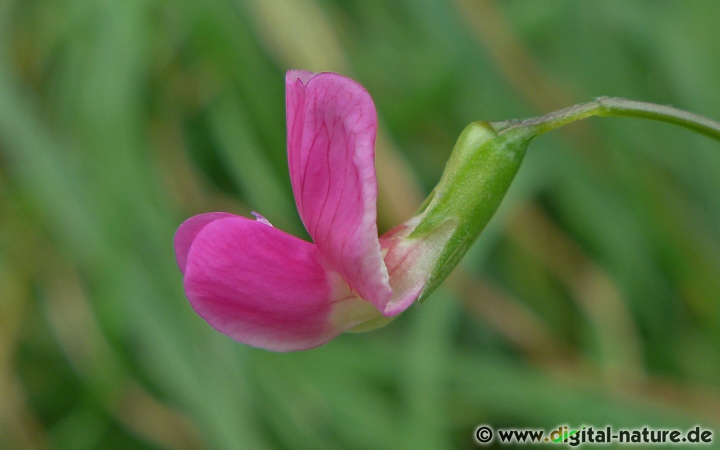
[182,214,351,351]
[174,212,235,274]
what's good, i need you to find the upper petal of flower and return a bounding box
[285,71,392,313]
[182,214,354,351]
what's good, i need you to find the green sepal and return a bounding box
[410,121,537,302]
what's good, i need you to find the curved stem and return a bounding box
[510,97,720,142]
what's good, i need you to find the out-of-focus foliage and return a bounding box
[1,0,719,448]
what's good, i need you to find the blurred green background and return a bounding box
[2,0,720,448]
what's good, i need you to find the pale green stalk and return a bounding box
[507,97,720,141]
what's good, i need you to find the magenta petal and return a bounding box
[174,212,235,274]
[286,70,315,167]
[380,224,429,316]
[182,215,348,351]
[286,72,391,311]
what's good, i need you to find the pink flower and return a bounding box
[174,71,441,351]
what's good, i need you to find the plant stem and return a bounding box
[510,97,720,142]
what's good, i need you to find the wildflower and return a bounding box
[175,71,534,351]
[174,72,448,351]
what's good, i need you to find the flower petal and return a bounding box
[379,215,456,315]
[174,212,235,274]
[285,71,392,311]
[182,214,351,351]
[285,70,315,167]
